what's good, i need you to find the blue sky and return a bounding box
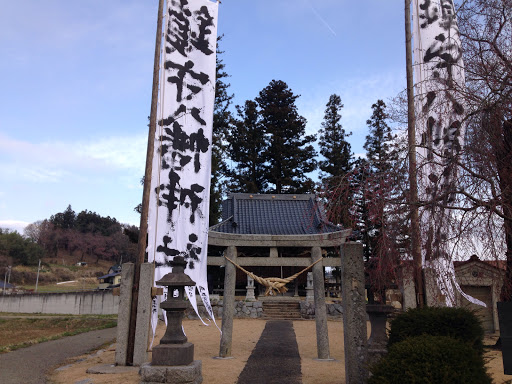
[0,0,407,233]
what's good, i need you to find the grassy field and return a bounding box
[0,314,117,353]
[20,280,100,293]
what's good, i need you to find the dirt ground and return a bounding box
[49,319,511,384]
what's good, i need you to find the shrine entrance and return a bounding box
[207,193,368,382]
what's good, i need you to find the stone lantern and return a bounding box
[140,256,202,384]
[366,304,394,367]
[152,256,196,365]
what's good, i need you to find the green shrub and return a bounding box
[369,335,492,384]
[388,307,484,355]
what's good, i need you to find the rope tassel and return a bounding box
[223,256,323,296]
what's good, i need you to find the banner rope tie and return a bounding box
[223,256,323,296]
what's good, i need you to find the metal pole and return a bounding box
[35,259,41,293]
[405,0,425,307]
[127,0,165,365]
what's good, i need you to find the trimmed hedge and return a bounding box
[388,307,485,355]
[369,335,492,384]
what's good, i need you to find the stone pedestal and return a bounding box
[306,272,314,303]
[366,304,394,367]
[152,342,194,366]
[140,361,202,384]
[245,276,256,302]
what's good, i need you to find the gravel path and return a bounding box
[0,327,117,384]
[236,320,301,384]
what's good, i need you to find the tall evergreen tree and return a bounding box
[209,36,234,225]
[318,94,353,226]
[318,94,352,180]
[364,99,396,174]
[50,205,76,230]
[227,100,267,193]
[358,99,399,302]
[255,80,317,194]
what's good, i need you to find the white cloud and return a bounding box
[79,135,147,172]
[0,133,147,183]
[0,220,29,233]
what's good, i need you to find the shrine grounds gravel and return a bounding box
[2,318,507,384]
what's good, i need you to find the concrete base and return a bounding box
[152,342,194,366]
[139,360,202,384]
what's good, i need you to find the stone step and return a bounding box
[263,312,302,318]
[262,305,299,310]
[262,301,302,320]
[263,310,300,316]
[263,302,300,307]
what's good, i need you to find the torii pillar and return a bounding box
[311,246,331,360]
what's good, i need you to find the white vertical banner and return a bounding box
[412,0,484,306]
[147,0,219,337]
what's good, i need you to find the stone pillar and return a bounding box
[269,247,278,258]
[219,246,237,358]
[115,262,134,366]
[401,264,417,310]
[306,272,314,303]
[312,246,330,360]
[294,278,299,297]
[245,276,256,302]
[133,263,154,366]
[341,243,368,384]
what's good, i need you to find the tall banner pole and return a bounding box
[127,0,166,365]
[411,0,485,307]
[147,0,219,338]
[405,0,425,308]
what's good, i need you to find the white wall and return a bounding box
[0,291,119,315]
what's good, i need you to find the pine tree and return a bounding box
[255,80,317,194]
[227,100,267,193]
[209,36,234,225]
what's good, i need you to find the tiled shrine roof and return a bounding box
[210,193,342,236]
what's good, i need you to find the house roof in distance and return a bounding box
[0,281,15,289]
[210,193,342,236]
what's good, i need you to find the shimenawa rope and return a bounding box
[223,256,323,296]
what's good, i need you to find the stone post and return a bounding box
[312,246,330,360]
[133,263,154,366]
[306,272,314,302]
[115,262,134,366]
[245,276,256,302]
[341,243,368,384]
[219,246,237,358]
